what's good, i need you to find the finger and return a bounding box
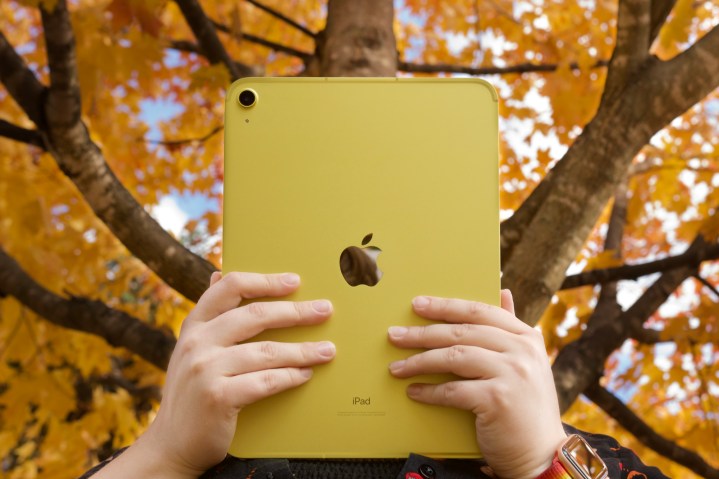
[405,379,491,413]
[411,296,531,335]
[192,272,301,323]
[222,341,336,376]
[387,323,516,353]
[500,289,515,315]
[210,271,222,287]
[224,367,314,409]
[207,299,333,345]
[389,346,504,379]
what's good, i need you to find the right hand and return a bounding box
[140,272,335,477]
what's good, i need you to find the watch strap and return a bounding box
[535,456,573,479]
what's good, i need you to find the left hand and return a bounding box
[388,290,567,479]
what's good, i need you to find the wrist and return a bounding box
[496,433,568,479]
[93,432,200,479]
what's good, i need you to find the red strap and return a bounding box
[535,456,573,479]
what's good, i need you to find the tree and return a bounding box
[0,0,718,477]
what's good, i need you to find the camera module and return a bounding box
[238,89,257,108]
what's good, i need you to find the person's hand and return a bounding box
[97,272,335,479]
[388,290,566,479]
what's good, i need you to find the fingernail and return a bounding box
[412,296,430,309]
[388,326,408,338]
[312,300,331,313]
[282,273,300,286]
[407,384,422,397]
[211,271,222,282]
[299,368,313,379]
[389,359,406,372]
[317,341,336,358]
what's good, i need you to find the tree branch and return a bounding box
[552,230,715,411]
[601,0,652,102]
[0,30,46,126]
[40,0,81,129]
[554,256,697,412]
[144,125,223,147]
[245,0,317,38]
[0,120,45,149]
[694,274,719,299]
[211,20,313,60]
[501,24,719,326]
[560,241,719,290]
[585,383,719,479]
[649,0,678,46]
[0,247,175,370]
[34,0,217,303]
[630,327,664,344]
[173,0,243,80]
[647,24,719,129]
[399,59,609,76]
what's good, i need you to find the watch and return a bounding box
[536,434,609,479]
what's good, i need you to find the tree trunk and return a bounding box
[319,0,397,77]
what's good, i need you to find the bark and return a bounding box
[0,30,46,126]
[501,20,719,326]
[600,0,651,103]
[649,0,678,45]
[319,0,397,77]
[586,383,719,479]
[0,247,175,370]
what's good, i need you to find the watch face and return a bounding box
[560,435,609,479]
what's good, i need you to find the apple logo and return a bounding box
[339,233,383,287]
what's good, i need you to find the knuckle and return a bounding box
[509,357,533,380]
[520,330,548,359]
[301,342,317,362]
[263,274,275,292]
[293,301,305,321]
[179,334,201,356]
[445,345,465,364]
[442,381,465,403]
[262,371,281,394]
[259,341,279,362]
[450,323,472,341]
[189,353,211,376]
[223,271,244,290]
[206,381,227,408]
[247,301,267,318]
[486,380,511,411]
[415,325,428,343]
[526,326,545,342]
[438,298,452,313]
[468,301,488,318]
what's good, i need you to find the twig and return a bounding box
[211,19,313,60]
[144,125,223,147]
[398,59,609,76]
[245,0,316,38]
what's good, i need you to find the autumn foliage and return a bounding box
[0,0,718,477]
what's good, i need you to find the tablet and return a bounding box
[223,77,499,458]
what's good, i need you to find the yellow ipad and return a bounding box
[223,77,499,458]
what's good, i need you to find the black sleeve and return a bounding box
[564,424,670,479]
[76,447,128,478]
